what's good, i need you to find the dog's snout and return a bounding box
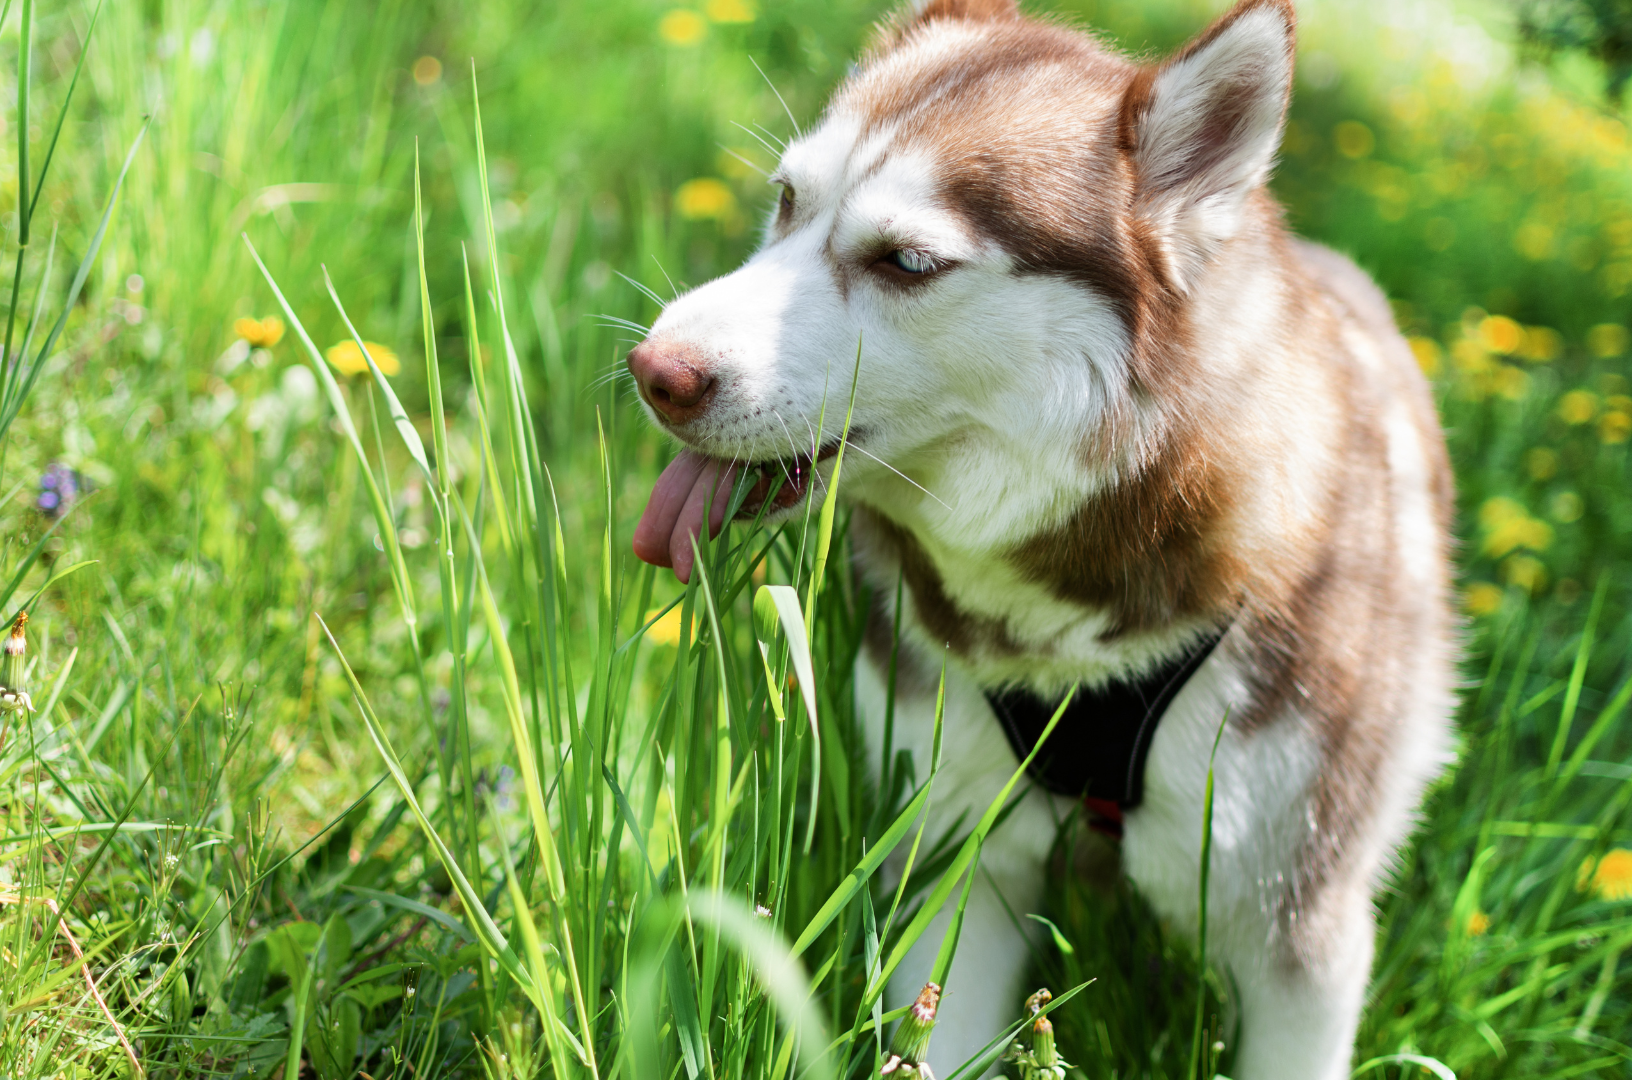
[627,339,718,424]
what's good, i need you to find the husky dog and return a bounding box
[626,1,1456,1076]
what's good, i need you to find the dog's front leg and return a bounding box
[1126,651,1376,1080]
[1218,885,1376,1080]
[856,649,1059,1076]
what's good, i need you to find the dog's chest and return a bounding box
[873,524,1209,699]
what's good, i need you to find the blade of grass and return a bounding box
[1547,574,1607,776]
[0,118,149,440]
[864,687,1073,1010]
[1188,709,1230,1080]
[315,615,545,1011]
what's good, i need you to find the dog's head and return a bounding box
[630,0,1295,580]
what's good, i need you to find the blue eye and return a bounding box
[887,249,935,274]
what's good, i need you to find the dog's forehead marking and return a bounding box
[770,15,1153,332]
[777,112,987,265]
[838,151,994,263]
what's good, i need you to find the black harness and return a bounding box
[984,630,1225,813]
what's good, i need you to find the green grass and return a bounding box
[1,0,1632,1078]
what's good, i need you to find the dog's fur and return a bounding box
[626,1,1457,1075]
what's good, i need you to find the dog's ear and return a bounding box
[906,0,1019,24]
[871,0,1019,52]
[1121,0,1295,290]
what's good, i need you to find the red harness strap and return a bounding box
[1082,796,1125,839]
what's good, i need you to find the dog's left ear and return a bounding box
[871,0,1019,52]
[906,0,1019,24]
[1122,0,1295,290]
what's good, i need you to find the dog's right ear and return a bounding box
[1122,0,1295,291]
[871,0,1019,52]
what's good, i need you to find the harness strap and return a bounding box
[984,630,1226,816]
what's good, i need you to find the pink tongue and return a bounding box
[632,450,737,583]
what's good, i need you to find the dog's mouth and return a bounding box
[632,439,843,582]
[735,440,842,517]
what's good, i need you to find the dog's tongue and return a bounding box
[632,450,737,583]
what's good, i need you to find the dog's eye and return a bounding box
[885,249,935,274]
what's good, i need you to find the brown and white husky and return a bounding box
[625,1,1457,1075]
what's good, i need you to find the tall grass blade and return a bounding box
[245,238,420,635]
[1546,573,1607,776]
[0,119,148,440]
[865,689,1072,1008]
[1188,710,1230,1080]
[315,615,542,1006]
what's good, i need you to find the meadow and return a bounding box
[2,0,1632,1077]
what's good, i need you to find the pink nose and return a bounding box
[627,339,717,424]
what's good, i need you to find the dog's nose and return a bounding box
[627,339,718,424]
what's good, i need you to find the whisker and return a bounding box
[588,364,637,393]
[753,123,788,151]
[771,409,803,492]
[591,313,652,333]
[799,416,831,500]
[749,56,802,140]
[649,255,681,301]
[771,409,801,463]
[717,143,770,179]
[731,121,783,159]
[590,327,646,343]
[614,270,670,310]
[845,443,951,510]
[588,362,635,388]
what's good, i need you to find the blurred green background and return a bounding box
[3,0,1632,1076]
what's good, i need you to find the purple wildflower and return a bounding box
[37,463,83,518]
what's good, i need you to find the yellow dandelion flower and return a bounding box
[659,9,707,46]
[1501,554,1547,594]
[325,340,400,377]
[674,177,736,220]
[1599,410,1631,444]
[1586,323,1628,358]
[1466,909,1490,936]
[705,0,755,22]
[1451,337,1491,373]
[645,606,686,647]
[1519,326,1562,362]
[1479,497,1525,529]
[234,316,285,348]
[1479,315,1524,355]
[1464,582,1503,617]
[1408,337,1443,376]
[1557,389,1599,425]
[1484,514,1553,558]
[1579,849,1632,902]
[1550,491,1583,523]
[1525,447,1558,480]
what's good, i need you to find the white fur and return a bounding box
[651,115,1133,557]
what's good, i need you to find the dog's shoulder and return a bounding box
[1288,238,1394,334]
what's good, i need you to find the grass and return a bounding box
[1,0,1631,1078]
